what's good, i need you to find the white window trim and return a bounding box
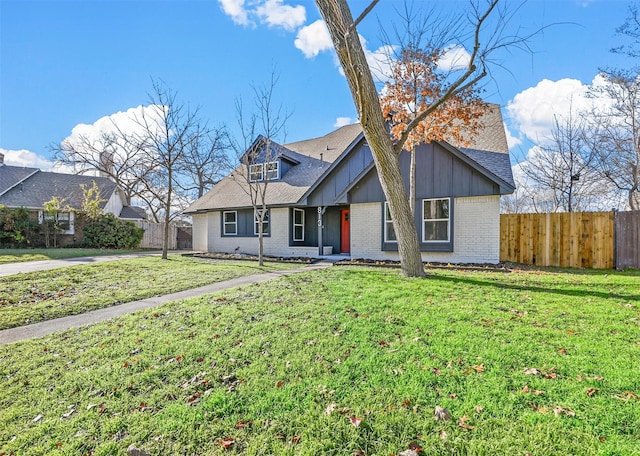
[249,163,264,182]
[265,161,280,180]
[422,198,450,243]
[383,202,397,243]
[223,211,237,236]
[249,160,280,182]
[293,208,305,241]
[254,209,270,236]
[38,210,75,235]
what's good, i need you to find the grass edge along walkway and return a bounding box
[0,261,332,345]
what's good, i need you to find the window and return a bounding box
[293,208,305,241]
[249,164,263,182]
[265,161,279,180]
[383,202,397,242]
[38,211,74,234]
[254,209,270,235]
[223,211,237,235]
[249,161,280,182]
[422,198,450,242]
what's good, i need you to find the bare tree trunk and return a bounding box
[316,0,424,277]
[162,167,172,260]
[410,151,416,214]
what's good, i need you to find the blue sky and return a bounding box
[0,0,636,169]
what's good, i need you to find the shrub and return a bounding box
[0,206,39,247]
[83,214,144,249]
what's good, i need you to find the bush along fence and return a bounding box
[500,211,640,269]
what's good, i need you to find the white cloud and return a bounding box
[504,123,522,149]
[334,117,355,128]
[256,0,305,31]
[218,0,306,31]
[360,36,396,82]
[294,20,333,58]
[218,0,251,26]
[438,44,471,71]
[506,78,591,145]
[1,148,57,170]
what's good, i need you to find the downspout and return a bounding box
[317,206,327,256]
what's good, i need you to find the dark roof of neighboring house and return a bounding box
[185,104,514,213]
[119,205,148,220]
[0,167,117,209]
[0,165,39,196]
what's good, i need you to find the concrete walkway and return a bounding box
[0,252,165,277]
[0,261,332,345]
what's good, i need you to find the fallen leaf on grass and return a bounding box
[290,436,301,444]
[217,438,235,449]
[523,367,541,376]
[324,403,337,416]
[235,420,253,428]
[348,415,363,427]
[613,391,639,401]
[586,387,599,397]
[434,406,451,422]
[458,415,474,430]
[552,406,575,417]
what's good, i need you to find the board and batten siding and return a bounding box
[351,195,501,263]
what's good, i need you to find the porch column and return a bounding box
[317,206,326,256]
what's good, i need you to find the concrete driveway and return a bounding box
[0,252,164,277]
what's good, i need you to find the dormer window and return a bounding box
[249,163,264,182]
[249,161,280,182]
[265,161,279,180]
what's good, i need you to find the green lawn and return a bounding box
[1,266,639,455]
[0,255,303,330]
[0,248,146,264]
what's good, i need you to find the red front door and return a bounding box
[340,209,350,253]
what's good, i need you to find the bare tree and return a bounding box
[231,73,290,266]
[517,108,601,212]
[611,3,640,58]
[128,80,204,259]
[314,0,533,277]
[177,124,231,199]
[53,125,156,207]
[590,69,640,210]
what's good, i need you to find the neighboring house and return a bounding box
[185,104,515,264]
[0,152,146,243]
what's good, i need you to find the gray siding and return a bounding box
[350,142,500,203]
[306,142,373,207]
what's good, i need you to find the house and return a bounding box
[185,104,515,264]
[0,152,146,245]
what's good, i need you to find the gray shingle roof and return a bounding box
[185,124,363,212]
[185,105,514,212]
[0,165,39,196]
[0,168,117,209]
[119,205,148,220]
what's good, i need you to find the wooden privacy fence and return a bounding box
[616,211,640,269]
[500,212,616,269]
[134,220,177,250]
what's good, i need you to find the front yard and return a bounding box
[1,265,638,455]
[0,255,302,330]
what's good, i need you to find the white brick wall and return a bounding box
[204,208,319,258]
[194,196,501,263]
[191,213,209,251]
[350,196,501,264]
